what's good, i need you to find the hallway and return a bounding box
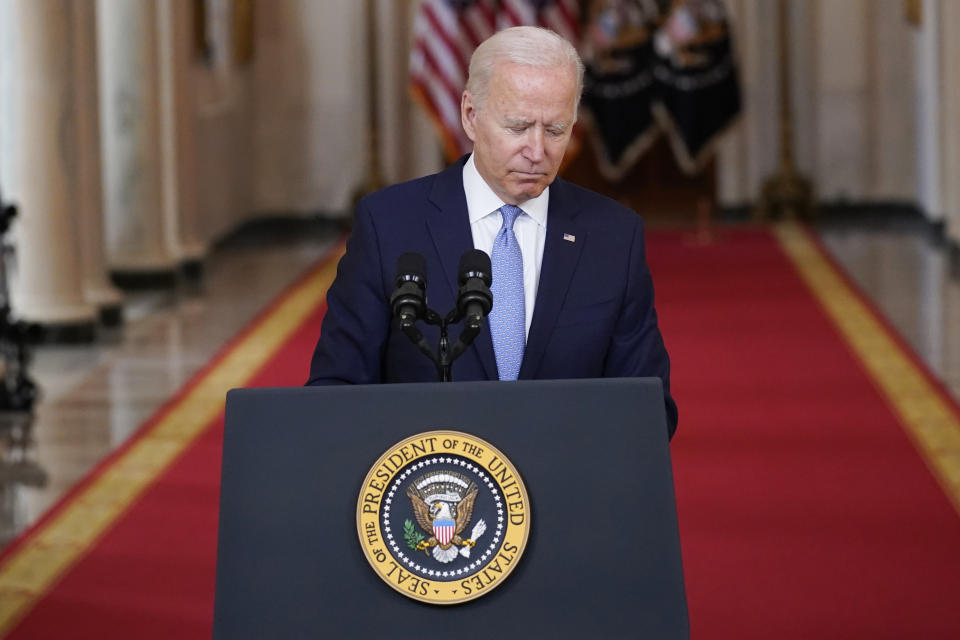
[2,214,958,551]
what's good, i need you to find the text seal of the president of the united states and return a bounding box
[356,430,530,605]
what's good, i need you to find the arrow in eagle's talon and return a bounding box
[459,519,487,558]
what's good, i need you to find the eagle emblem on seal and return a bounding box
[406,471,487,564]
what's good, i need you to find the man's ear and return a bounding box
[461,91,478,142]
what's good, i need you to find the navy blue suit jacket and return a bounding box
[307,157,678,437]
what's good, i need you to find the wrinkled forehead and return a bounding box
[490,59,578,89]
[487,63,578,119]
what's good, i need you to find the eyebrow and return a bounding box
[503,118,570,131]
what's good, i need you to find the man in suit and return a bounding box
[307,26,677,438]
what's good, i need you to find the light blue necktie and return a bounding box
[489,205,525,381]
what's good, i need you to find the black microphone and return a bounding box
[390,252,427,325]
[456,249,492,326]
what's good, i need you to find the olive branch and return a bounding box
[403,519,425,551]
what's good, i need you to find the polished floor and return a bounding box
[0,213,958,549]
[0,221,341,548]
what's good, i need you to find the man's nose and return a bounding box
[523,127,545,163]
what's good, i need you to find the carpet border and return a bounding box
[773,221,960,518]
[0,240,346,636]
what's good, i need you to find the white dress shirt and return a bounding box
[462,154,547,338]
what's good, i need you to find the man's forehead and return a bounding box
[491,60,575,83]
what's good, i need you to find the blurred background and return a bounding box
[0,1,958,631]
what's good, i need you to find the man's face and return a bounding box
[461,62,578,205]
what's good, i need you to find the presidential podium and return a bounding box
[213,379,688,639]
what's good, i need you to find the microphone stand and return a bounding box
[401,306,481,382]
[392,250,491,382]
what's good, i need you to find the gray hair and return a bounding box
[466,26,584,111]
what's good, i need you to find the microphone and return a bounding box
[456,249,492,327]
[390,252,427,325]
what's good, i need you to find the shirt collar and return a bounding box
[463,153,549,228]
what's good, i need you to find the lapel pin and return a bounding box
[563,233,576,243]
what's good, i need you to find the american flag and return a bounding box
[410,0,498,161]
[498,0,580,43]
[410,0,581,161]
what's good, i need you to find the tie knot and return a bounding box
[499,205,523,230]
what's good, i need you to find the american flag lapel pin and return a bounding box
[563,233,576,243]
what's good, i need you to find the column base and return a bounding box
[99,303,124,327]
[110,267,179,290]
[36,319,97,344]
[180,258,204,282]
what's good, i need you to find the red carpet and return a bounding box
[652,227,960,639]
[1,225,959,638]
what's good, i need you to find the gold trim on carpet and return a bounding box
[774,222,960,517]
[0,245,344,636]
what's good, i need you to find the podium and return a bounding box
[214,379,688,639]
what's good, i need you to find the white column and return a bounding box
[869,0,916,201]
[814,0,870,199]
[98,0,178,275]
[940,0,960,245]
[73,0,124,319]
[0,0,97,330]
[164,0,207,268]
[715,0,779,207]
[915,0,942,221]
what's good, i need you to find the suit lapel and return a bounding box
[519,178,585,379]
[426,158,499,380]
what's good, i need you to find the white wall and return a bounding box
[719,0,919,208]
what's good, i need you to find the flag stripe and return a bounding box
[422,4,469,72]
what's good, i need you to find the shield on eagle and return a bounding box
[433,517,456,545]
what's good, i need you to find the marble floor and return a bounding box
[0,214,958,550]
[0,220,341,547]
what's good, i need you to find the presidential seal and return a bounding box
[356,430,530,605]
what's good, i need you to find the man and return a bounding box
[307,27,677,437]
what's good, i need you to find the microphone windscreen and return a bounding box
[458,249,492,285]
[396,252,427,286]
